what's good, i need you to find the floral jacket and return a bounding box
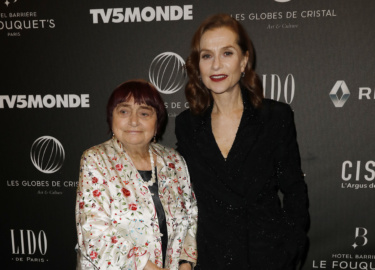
[76,137,198,270]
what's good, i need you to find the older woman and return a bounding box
[76,80,197,270]
[175,14,309,269]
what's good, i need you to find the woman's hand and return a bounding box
[178,262,192,270]
[144,260,169,270]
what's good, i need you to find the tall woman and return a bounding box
[175,14,309,269]
[76,80,197,270]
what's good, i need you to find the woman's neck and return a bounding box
[211,88,243,116]
[123,144,152,170]
[123,144,149,158]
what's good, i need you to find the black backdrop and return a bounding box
[1,0,375,269]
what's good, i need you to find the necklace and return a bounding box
[144,147,156,187]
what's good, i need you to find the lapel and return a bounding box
[194,104,226,171]
[191,88,264,196]
[111,137,170,188]
[151,143,171,187]
[225,89,263,180]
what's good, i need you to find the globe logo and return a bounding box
[30,136,65,174]
[149,52,187,94]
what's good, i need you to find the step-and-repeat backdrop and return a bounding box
[1,0,374,269]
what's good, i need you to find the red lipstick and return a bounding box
[210,74,228,82]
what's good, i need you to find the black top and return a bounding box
[138,169,168,267]
[175,89,309,270]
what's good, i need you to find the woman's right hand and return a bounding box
[144,260,169,270]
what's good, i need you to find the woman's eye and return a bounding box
[224,51,233,56]
[139,111,151,117]
[118,109,129,116]
[201,54,211,59]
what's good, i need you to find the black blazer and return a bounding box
[175,92,309,270]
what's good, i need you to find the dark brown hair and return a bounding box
[106,79,167,138]
[185,13,263,114]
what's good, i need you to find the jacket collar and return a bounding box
[111,136,168,168]
[191,87,261,140]
[189,88,263,197]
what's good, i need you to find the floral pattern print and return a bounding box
[76,137,198,270]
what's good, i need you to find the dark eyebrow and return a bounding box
[139,105,154,111]
[116,103,153,111]
[199,48,211,54]
[222,45,235,50]
[200,45,236,53]
[116,103,131,109]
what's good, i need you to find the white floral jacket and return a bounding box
[76,137,198,270]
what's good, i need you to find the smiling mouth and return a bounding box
[210,75,228,82]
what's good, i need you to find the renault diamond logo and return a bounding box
[149,52,187,95]
[329,80,350,107]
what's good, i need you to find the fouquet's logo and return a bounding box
[3,0,20,7]
[353,227,368,249]
[0,1,56,36]
[30,136,65,174]
[149,52,187,95]
[329,80,350,107]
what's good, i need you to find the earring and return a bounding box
[198,75,202,81]
[241,72,245,78]
[153,136,156,143]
